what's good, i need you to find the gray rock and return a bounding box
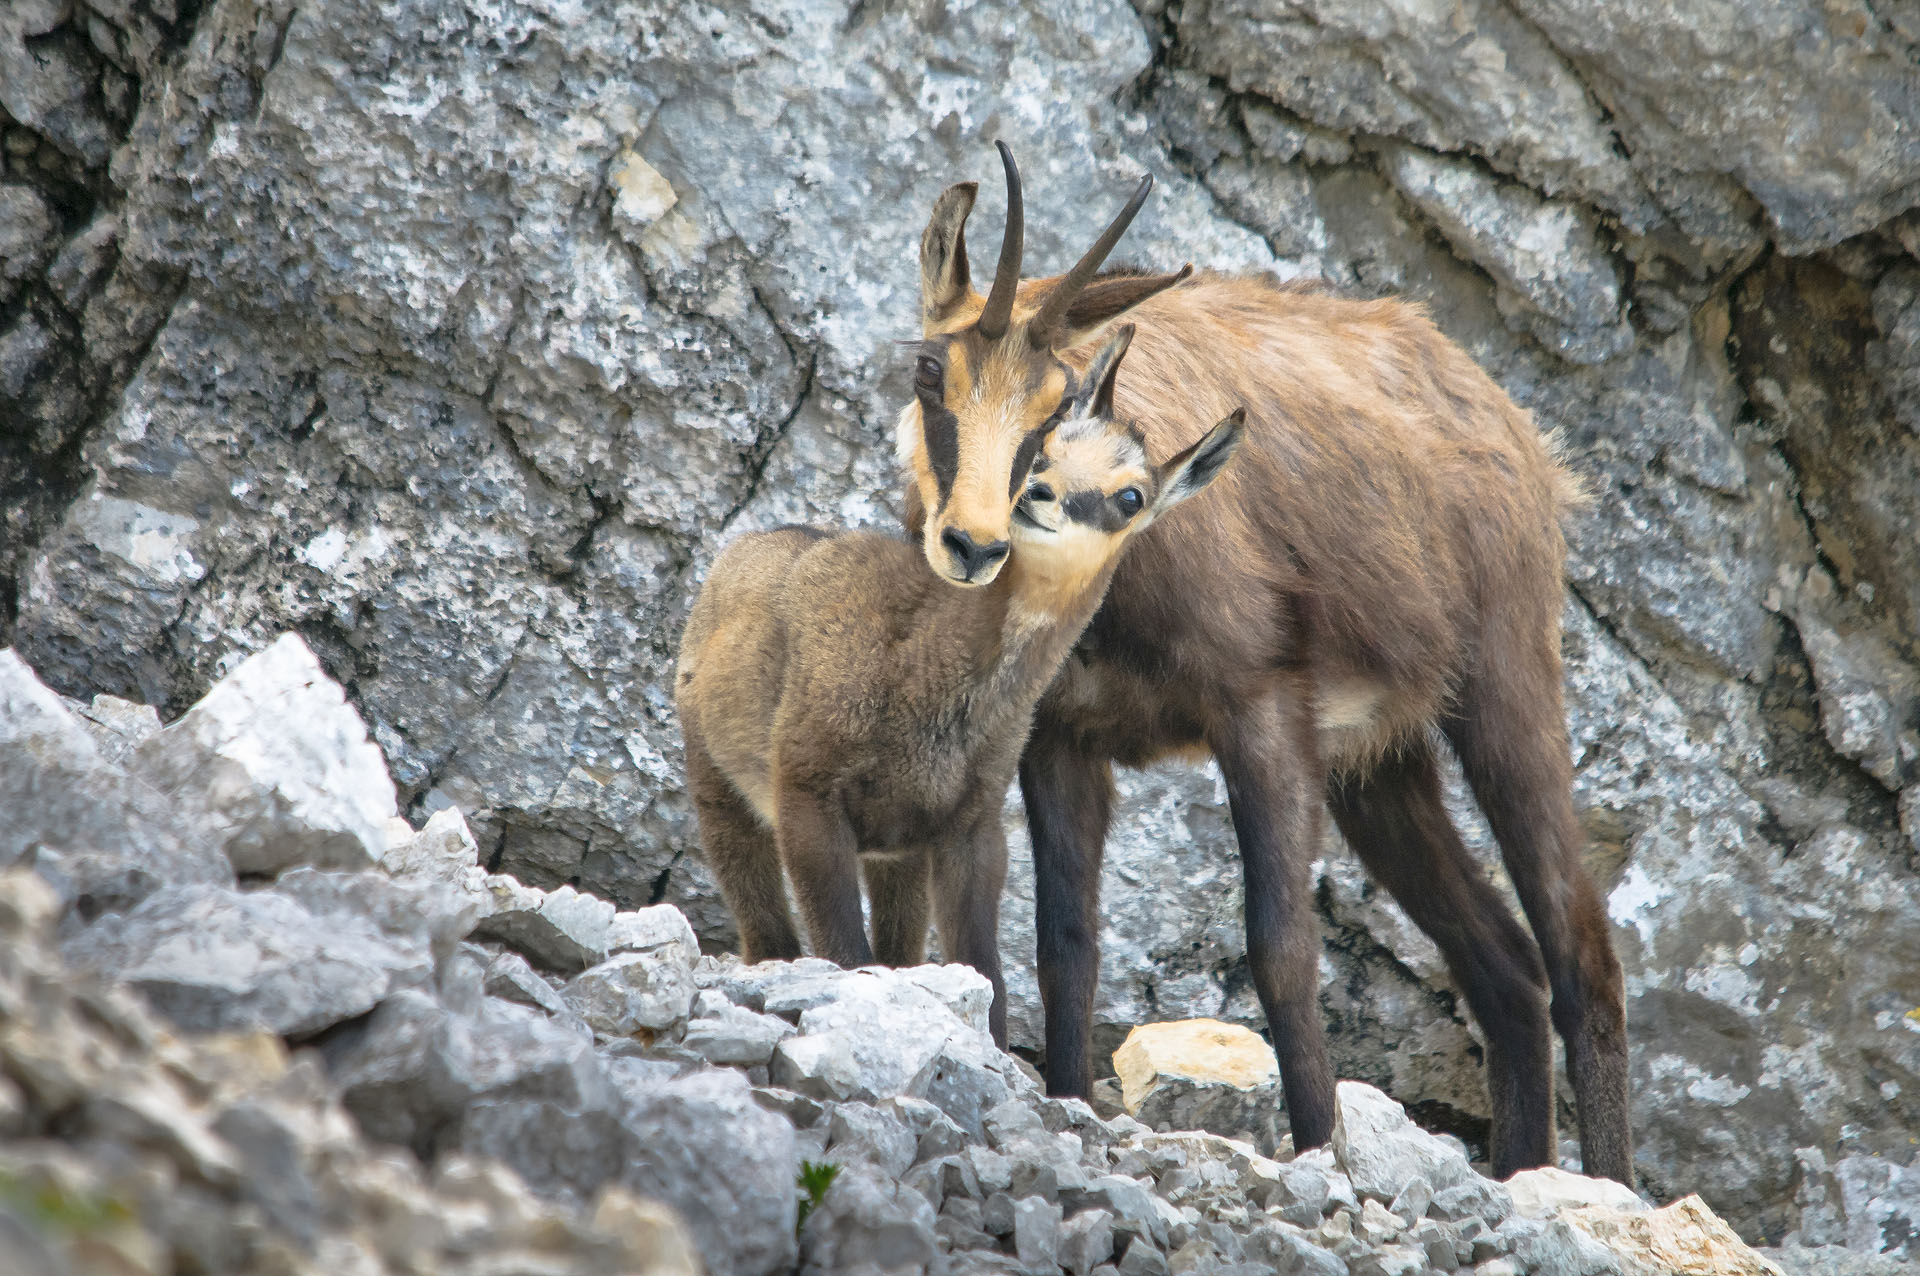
[1382,146,1632,365]
[608,903,702,956]
[1432,1179,1514,1229]
[616,1069,799,1276]
[1504,1216,1626,1276]
[1764,1245,1916,1276]
[0,183,57,301]
[472,880,615,974]
[827,1101,918,1178]
[0,649,231,910]
[1063,1207,1118,1276]
[321,986,605,1155]
[1015,1194,1065,1271]
[1117,1239,1173,1276]
[62,880,433,1037]
[127,634,395,876]
[1330,1082,1473,1203]
[65,692,161,766]
[800,1162,939,1276]
[480,948,571,1019]
[681,989,795,1066]
[562,947,697,1038]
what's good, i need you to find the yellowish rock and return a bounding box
[1506,1164,1648,1217]
[1565,1194,1783,1276]
[1112,1019,1279,1114]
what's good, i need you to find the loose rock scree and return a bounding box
[675,325,1245,1044]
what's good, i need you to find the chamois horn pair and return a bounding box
[976,140,1156,347]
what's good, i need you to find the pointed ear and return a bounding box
[921,181,978,331]
[1073,324,1135,419]
[1152,407,1246,517]
[1048,264,1192,350]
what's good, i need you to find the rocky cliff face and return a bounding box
[3,0,1918,1255]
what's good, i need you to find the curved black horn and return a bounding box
[1028,171,1154,349]
[977,141,1024,340]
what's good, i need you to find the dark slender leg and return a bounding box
[1447,667,1632,1184]
[864,853,931,966]
[685,731,802,962]
[1210,686,1336,1151]
[1328,738,1556,1176]
[775,783,873,969]
[931,814,1010,1047]
[1019,718,1115,1095]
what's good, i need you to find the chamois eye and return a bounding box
[1026,482,1055,503]
[1114,487,1144,515]
[915,357,942,391]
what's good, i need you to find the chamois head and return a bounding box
[1008,326,1245,589]
[900,142,1191,586]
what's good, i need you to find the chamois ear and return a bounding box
[1152,407,1246,517]
[1074,324,1135,420]
[920,181,978,330]
[1050,264,1193,351]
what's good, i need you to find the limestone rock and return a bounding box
[1565,1194,1783,1276]
[0,650,230,895]
[563,947,698,1038]
[472,879,615,974]
[681,990,795,1067]
[62,880,434,1037]
[1330,1081,1474,1202]
[800,1161,939,1276]
[1113,1018,1284,1147]
[127,634,395,876]
[1507,1166,1649,1219]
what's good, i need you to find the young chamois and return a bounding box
[893,143,1632,1183]
[674,327,1244,1045]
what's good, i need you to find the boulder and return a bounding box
[1507,1166,1649,1219]
[1565,1194,1783,1276]
[62,880,434,1037]
[800,1161,940,1276]
[127,634,395,876]
[1330,1081,1474,1202]
[0,650,231,908]
[563,947,698,1038]
[472,878,615,974]
[1112,1018,1285,1148]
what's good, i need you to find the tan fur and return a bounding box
[676,373,1242,1046]
[903,183,1631,1183]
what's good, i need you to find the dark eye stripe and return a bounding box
[922,401,960,504]
[1007,426,1050,499]
[1062,490,1135,533]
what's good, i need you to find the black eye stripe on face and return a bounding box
[923,402,960,504]
[1007,425,1050,499]
[1061,490,1138,533]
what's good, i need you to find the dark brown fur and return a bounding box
[898,156,1631,1183]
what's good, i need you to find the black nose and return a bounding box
[941,528,1009,578]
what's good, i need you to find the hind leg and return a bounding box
[864,853,931,966]
[684,731,802,963]
[1329,738,1555,1176]
[1446,649,1632,1183]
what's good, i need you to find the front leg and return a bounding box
[1018,719,1114,1094]
[774,783,873,969]
[931,813,1010,1047]
[1209,683,1336,1151]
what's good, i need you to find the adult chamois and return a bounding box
[894,143,1630,1183]
[675,326,1245,1046]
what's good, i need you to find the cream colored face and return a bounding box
[899,316,1073,587]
